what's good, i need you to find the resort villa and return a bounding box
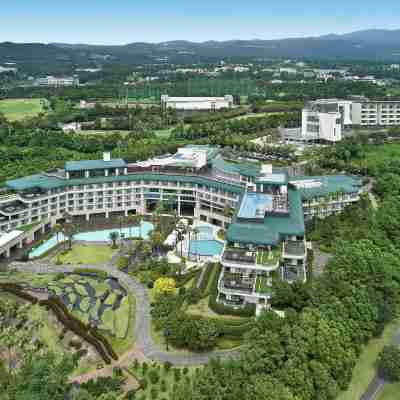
[0,145,363,309]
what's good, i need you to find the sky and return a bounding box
[0,0,399,44]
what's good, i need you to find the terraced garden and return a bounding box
[0,271,132,340]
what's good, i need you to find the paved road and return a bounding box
[9,261,239,366]
[360,327,400,400]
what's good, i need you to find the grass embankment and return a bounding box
[337,319,400,400]
[55,245,116,265]
[0,98,46,121]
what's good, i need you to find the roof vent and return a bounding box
[103,152,111,162]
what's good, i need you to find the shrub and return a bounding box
[148,369,159,385]
[142,362,148,373]
[173,368,181,382]
[185,288,201,304]
[154,277,176,295]
[139,378,148,390]
[160,379,167,392]
[377,345,400,381]
[182,367,189,375]
[74,268,108,279]
[147,281,154,289]
[150,387,158,400]
[163,361,172,372]
[117,256,129,270]
[133,359,139,369]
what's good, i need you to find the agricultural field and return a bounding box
[0,98,46,121]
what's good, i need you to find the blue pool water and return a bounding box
[196,225,214,240]
[28,221,154,259]
[189,240,224,257]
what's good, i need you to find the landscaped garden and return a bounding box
[255,275,272,295]
[256,246,282,265]
[0,271,134,343]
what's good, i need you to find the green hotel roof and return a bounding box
[6,172,244,194]
[226,189,305,246]
[65,159,127,172]
[289,175,362,201]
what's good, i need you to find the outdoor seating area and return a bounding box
[222,248,256,264]
[283,240,306,257]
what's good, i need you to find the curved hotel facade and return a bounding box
[0,145,362,308]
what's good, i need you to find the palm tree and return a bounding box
[54,223,63,245]
[109,231,119,248]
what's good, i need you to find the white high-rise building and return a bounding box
[301,99,352,142]
[301,99,400,142]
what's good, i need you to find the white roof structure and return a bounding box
[0,230,23,248]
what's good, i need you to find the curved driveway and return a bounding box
[9,261,240,366]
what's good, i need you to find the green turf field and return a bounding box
[0,98,46,121]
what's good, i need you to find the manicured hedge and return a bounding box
[74,268,108,279]
[197,263,214,295]
[176,269,200,288]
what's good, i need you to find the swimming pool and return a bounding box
[74,221,154,242]
[194,224,214,240]
[28,221,154,259]
[189,240,224,257]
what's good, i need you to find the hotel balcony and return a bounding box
[218,270,273,299]
[283,240,307,260]
[221,245,281,271]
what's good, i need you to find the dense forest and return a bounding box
[169,140,400,399]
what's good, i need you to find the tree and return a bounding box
[154,277,176,296]
[377,345,400,381]
[109,231,119,248]
[2,353,75,400]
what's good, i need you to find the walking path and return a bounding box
[360,327,400,400]
[9,260,239,366]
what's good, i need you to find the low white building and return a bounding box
[161,95,233,111]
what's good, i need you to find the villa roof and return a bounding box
[289,175,362,200]
[65,159,127,172]
[226,189,305,246]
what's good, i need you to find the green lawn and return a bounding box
[153,127,175,138]
[378,382,400,400]
[0,98,46,121]
[337,319,400,400]
[55,245,116,265]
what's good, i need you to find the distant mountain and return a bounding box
[1,28,400,72]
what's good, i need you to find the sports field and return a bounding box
[0,98,46,121]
